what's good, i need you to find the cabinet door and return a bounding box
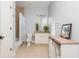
[35,33,49,44]
[35,33,41,43]
[40,34,49,43]
[61,45,79,58]
[0,1,15,57]
[49,39,57,58]
[53,42,60,57]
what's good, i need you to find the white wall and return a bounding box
[24,6,48,41]
[48,1,79,41]
[19,13,26,43]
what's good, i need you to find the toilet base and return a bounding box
[27,42,31,46]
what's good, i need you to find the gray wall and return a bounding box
[24,6,48,33]
[24,6,48,41]
[48,1,79,41]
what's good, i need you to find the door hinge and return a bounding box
[10,6,12,9]
[10,26,12,30]
[10,48,12,51]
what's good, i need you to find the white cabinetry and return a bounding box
[35,32,50,44]
[49,36,79,58]
[61,44,79,58]
[49,39,57,57]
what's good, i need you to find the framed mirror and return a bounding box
[60,23,72,39]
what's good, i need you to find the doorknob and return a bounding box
[0,35,4,40]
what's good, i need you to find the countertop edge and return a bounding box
[49,36,79,45]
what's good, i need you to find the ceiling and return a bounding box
[16,1,50,8]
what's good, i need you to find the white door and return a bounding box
[0,1,15,57]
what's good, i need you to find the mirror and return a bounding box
[35,15,49,32]
[60,23,72,39]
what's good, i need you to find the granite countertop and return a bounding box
[49,36,79,45]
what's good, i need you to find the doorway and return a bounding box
[15,5,26,47]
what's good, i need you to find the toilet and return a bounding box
[26,33,32,46]
[27,41,31,46]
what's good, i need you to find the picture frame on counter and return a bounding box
[60,23,72,39]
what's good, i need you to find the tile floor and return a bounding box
[15,43,49,58]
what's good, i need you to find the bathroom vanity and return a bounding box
[34,32,50,44]
[49,36,79,58]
